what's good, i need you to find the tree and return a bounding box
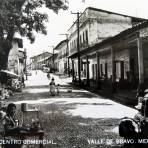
[0,0,68,70]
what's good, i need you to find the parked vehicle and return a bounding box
[119,90,148,148]
[43,67,50,73]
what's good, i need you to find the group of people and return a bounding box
[47,73,60,96]
[0,74,25,100]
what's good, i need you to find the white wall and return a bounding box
[8,41,19,73]
[69,7,133,57]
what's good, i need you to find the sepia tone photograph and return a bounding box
[0,0,148,147]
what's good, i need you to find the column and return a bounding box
[72,60,75,81]
[86,55,90,86]
[111,47,116,92]
[68,57,70,77]
[96,52,101,89]
[137,37,144,85]
[77,12,81,86]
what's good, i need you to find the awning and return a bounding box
[0,70,20,78]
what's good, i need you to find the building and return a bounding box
[90,21,148,90]
[8,38,24,75]
[70,21,148,91]
[30,52,52,70]
[68,7,146,89]
[46,53,58,72]
[54,39,69,74]
[18,50,26,75]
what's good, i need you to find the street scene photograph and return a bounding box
[0,0,148,148]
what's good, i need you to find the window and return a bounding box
[83,32,85,43]
[115,62,120,82]
[120,61,124,79]
[70,43,71,49]
[75,39,77,47]
[92,64,97,80]
[85,30,88,44]
[95,64,97,79]
[80,35,82,46]
[105,63,108,78]
[130,58,134,76]
[73,41,74,48]
[100,64,103,76]
[115,61,124,81]
[74,40,76,48]
[75,39,77,48]
[76,37,78,48]
[92,64,95,79]
[81,59,83,71]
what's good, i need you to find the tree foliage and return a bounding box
[0,0,68,70]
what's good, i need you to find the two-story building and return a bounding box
[68,7,146,89]
[30,52,52,70]
[54,39,69,74]
[84,21,148,91]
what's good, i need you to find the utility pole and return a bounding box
[59,33,70,76]
[43,51,45,64]
[53,47,54,68]
[71,12,81,86]
[49,46,54,73]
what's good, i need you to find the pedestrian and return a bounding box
[2,103,23,148]
[57,84,60,95]
[49,77,55,96]
[47,73,50,80]
[21,75,25,88]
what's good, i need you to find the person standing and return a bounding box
[49,78,55,96]
[21,75,25,88]
[57,84,60,95]
[47,73,50,80]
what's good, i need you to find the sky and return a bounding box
[23,0,148,59]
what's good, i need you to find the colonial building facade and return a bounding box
[54,39,69,74]
[68,7,146,90]
[70,21,148,91]
[30,52,52,70]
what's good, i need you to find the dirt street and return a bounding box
[4,70,138,148]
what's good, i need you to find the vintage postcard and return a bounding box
[0,0,148,148]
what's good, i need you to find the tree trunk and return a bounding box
[0,40,12,70]
[0,52,9,70]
